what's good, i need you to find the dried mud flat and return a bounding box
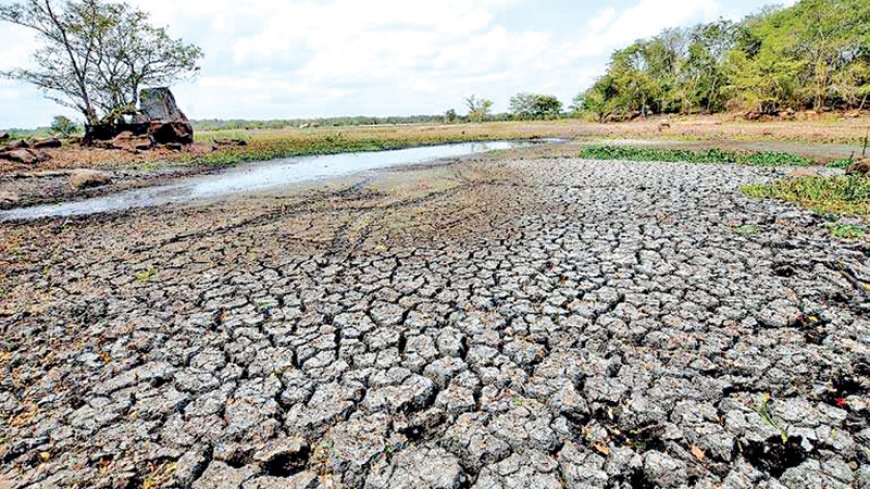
[1,155,870,489]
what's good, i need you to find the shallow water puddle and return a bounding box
[1,141,528,221]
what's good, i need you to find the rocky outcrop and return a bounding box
[149,120,193,145]
[140,87,194,146]
[84,87,194,148]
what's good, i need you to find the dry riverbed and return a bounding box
[1,149,870,488]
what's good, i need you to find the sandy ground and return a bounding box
[1,147,869,488]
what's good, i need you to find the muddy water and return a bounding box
[1,141,527,221]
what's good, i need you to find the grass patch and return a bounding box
[731,224,761,236]
[180,130,534,168]
[580,145,817,166]
[134,268,157,282]
[742,176,870,215]
[828,223,866,239]
[826,158,855,169]
[755,393,789,443]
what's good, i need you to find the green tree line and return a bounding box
[575,0,870,121]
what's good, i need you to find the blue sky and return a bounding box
[0,0,791,128]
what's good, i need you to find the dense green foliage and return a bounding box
[1,0,202,125]
[743,175,870,215]
[49,115,80,137]
[579,145,816,166]
[508,93,563,120]
[577,0,870,121]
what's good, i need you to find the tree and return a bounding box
[444,109,458,124]
[50,115,80,136]
[465,95,493,123]
[508,93,563,120]
[0,0,203,126]
[573,0,870,119]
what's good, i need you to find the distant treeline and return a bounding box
[574,0,870,121]
[193,115,452,131]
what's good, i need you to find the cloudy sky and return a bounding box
[0,0,790,128]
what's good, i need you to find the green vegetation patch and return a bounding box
[826,158,856,169]
[580,145,816,166]
[828,223,866,240]
[184,134,518,168]
[731,224,760,236]
[742,176,870,215]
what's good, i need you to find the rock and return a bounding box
[32,137,61,149]
[70,170,112,190]
[150,121,194,145]
[0,132,8,142]
[139,87,189,122]
[846,158,870,176]
[1,149,39,164]
[138,87,194,146]
[112,132,153,151]
[163,141,185,152]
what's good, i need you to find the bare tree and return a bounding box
[1,0,202,126]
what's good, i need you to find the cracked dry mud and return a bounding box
[2,156,870,489]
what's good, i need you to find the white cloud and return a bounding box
[0,0,774,127]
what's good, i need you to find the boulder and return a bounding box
[149,121,193,145]
[33,137,62,149]
[1,149,39,165]
[112,132,153,151]
[846,158,870,177]
[70,170,112,190]
[139,87,189,122]
[0,133,9,143]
